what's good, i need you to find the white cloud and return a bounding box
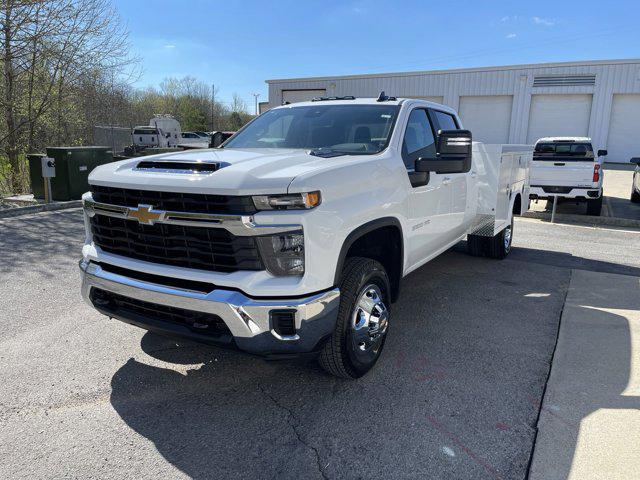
[532,16,556,26]
[506,33,517,39]
[500,16,510,22]
[164,44,176,49]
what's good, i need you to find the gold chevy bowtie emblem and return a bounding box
[127,204,166,225]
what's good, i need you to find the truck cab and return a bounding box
[80,96,531,378]
[529,137,606,216]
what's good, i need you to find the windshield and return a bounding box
[534,142,594,159]
[224,104,400,154]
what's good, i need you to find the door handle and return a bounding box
[470,171,477,178]
[442,176,452,185]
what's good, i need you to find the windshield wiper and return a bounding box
[308,148,349,158]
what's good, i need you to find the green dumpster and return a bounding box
[27,153,47,200]
[30,146,114,201]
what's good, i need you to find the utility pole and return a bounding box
[210,83,215,131]
[252,93,260,116]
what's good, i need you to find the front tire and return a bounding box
[319,257,391,379]
[631,187,640,203]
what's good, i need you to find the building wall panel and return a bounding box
[267,60,640,162]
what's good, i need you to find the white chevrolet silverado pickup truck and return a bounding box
[80,95,531,378]
[529,137,607,216]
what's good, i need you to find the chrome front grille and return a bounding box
[89,214,263,273]
[85,186,304,274]
[90,185,257,215]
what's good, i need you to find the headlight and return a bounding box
[256,231,305,276]
[252,192,321,211]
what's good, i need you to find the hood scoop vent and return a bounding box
[134,160,222,174]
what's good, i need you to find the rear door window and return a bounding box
[431,110,458,131]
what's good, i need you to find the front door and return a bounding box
[402,108,452,268]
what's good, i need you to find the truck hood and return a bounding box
[89,148,357,195]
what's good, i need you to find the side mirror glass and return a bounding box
[598,149,608,157]
[437,129,472,157]
[415,129,472,174]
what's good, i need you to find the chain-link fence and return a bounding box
[93,126,133,155]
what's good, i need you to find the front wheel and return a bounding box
[631,187,640,203]
[486,217,513,260]
[319,257,391,379]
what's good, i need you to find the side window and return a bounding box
[431,110,458,131]
[402,109,436,168]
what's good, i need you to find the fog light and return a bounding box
[270,309,297,336]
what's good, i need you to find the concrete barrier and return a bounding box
[0,200,82,218]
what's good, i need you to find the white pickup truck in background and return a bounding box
[80,96,531,378]
[132,115,182,148]
[529,137,607,216]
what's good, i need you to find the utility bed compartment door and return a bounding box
[530,158,594,186]
[473,144,532,236]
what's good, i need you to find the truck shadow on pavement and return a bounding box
[504,246,640,278]
[109,251,570,480]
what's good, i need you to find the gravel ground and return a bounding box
[1,210,638,479]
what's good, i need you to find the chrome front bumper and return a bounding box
[80,260,340,356]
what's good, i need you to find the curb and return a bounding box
[0,200,82,219]
[523,211,640,229]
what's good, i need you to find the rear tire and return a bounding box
[319,257,391,379]
[486,217,513,260]
[586,192,603,216]
[631,187,640,203]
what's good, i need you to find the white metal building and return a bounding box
[266,59,640,163]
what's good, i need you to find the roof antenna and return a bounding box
[377,91,387,102]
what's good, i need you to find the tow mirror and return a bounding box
[415,130,472,174]
[630,157,640,165]
[598,149,608,157]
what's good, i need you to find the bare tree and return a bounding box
[230,93,248,114]
[0,0,137,192]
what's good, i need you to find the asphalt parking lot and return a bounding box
[1,210,639,479]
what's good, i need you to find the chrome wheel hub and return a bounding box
[350,284,389,363]
[504,225,512,251]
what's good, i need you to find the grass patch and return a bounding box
[0,154,30,197]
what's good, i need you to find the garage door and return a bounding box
[282,89,326,104]
[526,94,592,144]
[459,95,513,144]
[606,94,640,163]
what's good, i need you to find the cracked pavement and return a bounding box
[1,210,639,479]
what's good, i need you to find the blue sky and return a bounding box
[113,0,639,110]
